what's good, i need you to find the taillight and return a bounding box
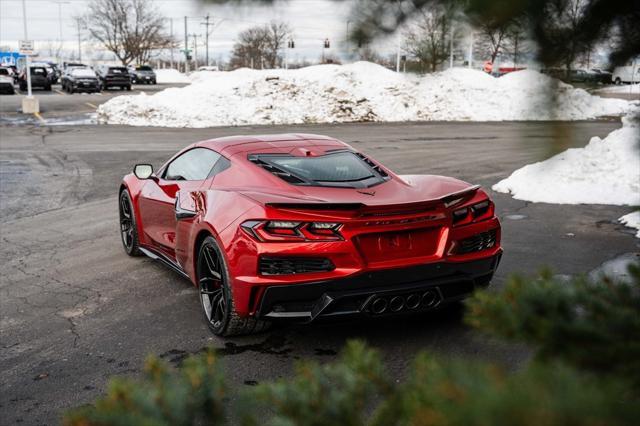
[451,200,494,225]
[241,220,343,242]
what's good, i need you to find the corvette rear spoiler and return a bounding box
[264,185,481,215]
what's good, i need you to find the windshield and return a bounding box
[72,69,96,77]
[137,66,152,71]
[108,68,127,74]
[31,68,47,75]
[0,68,8,75]
[250,151,388,188]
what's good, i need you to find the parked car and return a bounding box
[541,68,595,83]
[31,61,59,85]
[590,68,612,84]
[197,65,219,72]
[7,64,18,82]
[96,65,131,91]
[0,67,15,94]
[46,62,62,83]
[62,68,100,93]
[612,60,640,84]
[18,66,51,91]
[129,65,156,84]
[119,134,502,336]
[60,64,89,89]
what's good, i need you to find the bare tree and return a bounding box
[264,21,291,68]
[476,18,512,64]
[229,21,292,69]
[402,4,454,72]
[81,0,174,65]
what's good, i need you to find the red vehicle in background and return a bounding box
[119,134,502,336]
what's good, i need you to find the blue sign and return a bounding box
[0,51,24,66]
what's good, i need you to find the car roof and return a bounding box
[195,133,349,156]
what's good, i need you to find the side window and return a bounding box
[164,148,221,181]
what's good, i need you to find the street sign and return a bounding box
[19,40,34,55]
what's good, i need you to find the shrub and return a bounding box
[465,263,640,385]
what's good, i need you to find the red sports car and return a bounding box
[119,134,502,336]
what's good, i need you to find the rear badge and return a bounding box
[357,190,376,196]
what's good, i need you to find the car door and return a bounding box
[138,147,221,259]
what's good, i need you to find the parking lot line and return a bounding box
[33,112,45,123]
[85,102,98,109]
[54,89,66,95]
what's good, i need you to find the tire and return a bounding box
[19,83,26,91]
[615,77,622,85]
[119,190,142,256]
[126,85,131,91]
[197,236,270,337]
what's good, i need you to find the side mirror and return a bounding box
[133,164,153,179]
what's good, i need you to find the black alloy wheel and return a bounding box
[119,190,141,256]
[197,236,270,336]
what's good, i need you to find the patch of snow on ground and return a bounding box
[155,69,190,84]
[619,211,640,238]
[492,109,640,205]
[97,62,631,127]
[597,84,639,94]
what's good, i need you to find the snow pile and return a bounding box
[597,84,640,94]
[619,212,640,237]
[493,110,640,205]
[155,69,190,84]
[97,62,631,127]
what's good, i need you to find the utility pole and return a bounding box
[201,14,212,67]
[449,24,454,68]
[170,18,174,69]
[51,1,69,64]
[184,16,189,73]
[346,20,351,53]
[468,32,474,69]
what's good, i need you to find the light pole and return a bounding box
[74,17,82,62]
[21,0,38,113]
[51,1,69,64]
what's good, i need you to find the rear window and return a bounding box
[249,151,389,188]
[137,66,152,71]
[108,67,127,74]
[0,68,8,75]
[72,69,96,77]
[31,68,47,75]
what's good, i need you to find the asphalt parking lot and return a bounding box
[0,82,187,121]
[1,96,639,424]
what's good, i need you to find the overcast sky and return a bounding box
[0,0,399,62]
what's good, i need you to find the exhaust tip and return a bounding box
[405,293,421,310]
[389,296,405,312]
[422,290,438,308]
[370,297,388,314]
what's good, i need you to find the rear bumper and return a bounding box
[256,251,501,322]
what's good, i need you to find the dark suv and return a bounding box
[96,65,131,91]
[63,68,101,93]
[129,65,156,84]
[18,66,51,91]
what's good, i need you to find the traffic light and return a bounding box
[323,38,330,49]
